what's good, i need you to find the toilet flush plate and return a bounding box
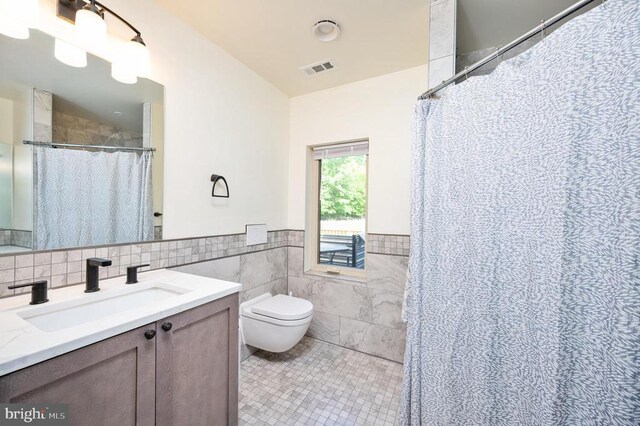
[246,224,268,246]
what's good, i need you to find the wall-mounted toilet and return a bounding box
[240,293,313,353]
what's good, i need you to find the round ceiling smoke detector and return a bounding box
[312,20,341,42]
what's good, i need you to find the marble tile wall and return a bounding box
[0,230,289,299]
[11,230,32,248]
[428,0,457,91]
[287,233,410,363]
[154,226,163,240]
[0,230,32,248]
[286,229,304,247]
[174,247,288,361]
[33,89,52,142]
[0,230,11,245]
[367,234,410,256]
[0,227,409,364]
[52,111,143,148]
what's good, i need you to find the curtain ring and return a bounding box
[541,19,546,42]
[464,66,469,81]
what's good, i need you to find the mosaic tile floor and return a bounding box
[239,337,404,426]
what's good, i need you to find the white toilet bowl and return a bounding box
[240,293,313,353]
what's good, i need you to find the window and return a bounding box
[308,141,368,276]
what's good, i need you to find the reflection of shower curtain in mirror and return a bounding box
[33,147,153,250]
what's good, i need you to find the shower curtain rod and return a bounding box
[418,0,601,100]
[23,140,156,152]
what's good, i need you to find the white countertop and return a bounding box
[0,269,241,376]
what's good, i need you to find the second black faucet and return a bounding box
[85,258,112,293]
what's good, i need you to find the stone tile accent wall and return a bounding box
[174,247,288,361]
[33,89,52,142]
[287,232,409,363]
[286,229,304,247]
[428,0,456,91]
[0,230,289,299]
[0,230,33,249]
[0,230,11,245]
[0,228,409,364]
[11,230,32,248]
[153,226,163,240]
[52,110,143,148]
[367,233,410,256]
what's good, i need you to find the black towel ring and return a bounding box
[211,174,230,198]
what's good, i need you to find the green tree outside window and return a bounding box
[320,155,366,220]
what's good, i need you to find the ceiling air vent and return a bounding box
[300,60,335,76]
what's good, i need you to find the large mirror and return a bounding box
[0,30,164,254]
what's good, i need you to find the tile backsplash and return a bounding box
[366,233,410,256]
[0,229,33,249]
[0,228,410,364]
[0,230,298,298]
[0,230,11,246]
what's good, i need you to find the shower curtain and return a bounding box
[401,0,639,424]
[33,147,153,250]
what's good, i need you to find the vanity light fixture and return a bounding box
[111,57,138,85]
[56,0,150,84]
[111,34,150,84]
[0,0,38,40]
[54,38,88,68]
[74,0,106,48]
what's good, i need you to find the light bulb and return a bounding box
[111,60,138,85]
[0,19,29,39]
[24,0,38,28]
[123,37,151,78]
[75,4,107,49]
[54,38,87,68]
[0,0,38,39]
[110,36,149,84]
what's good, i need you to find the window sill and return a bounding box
[304,269,367,284]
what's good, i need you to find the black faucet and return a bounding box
[8,280,48,305]
[85,258,112,293]
[126,264,150,284]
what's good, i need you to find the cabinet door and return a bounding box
[156,293,239,426]
[0,324,156,426]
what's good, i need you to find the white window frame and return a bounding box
[304,139,369,279]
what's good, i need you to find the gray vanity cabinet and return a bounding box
[0,293,239,426]
[156,295,239,426]
[0,324,157,425]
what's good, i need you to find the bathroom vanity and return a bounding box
[0,270,240,426]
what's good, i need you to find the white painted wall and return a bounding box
[1,88,34,232]
[288,65,428,235]
[35,0,290,238]
[31,1,426,239]
[0,98,13,229]
[0,98,12,144]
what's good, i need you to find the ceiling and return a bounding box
[457,0,594,54]
[0,30,163,133]
[154,0,429,97]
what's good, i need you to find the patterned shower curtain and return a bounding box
[33,147,153,250]
[401,0,639,424]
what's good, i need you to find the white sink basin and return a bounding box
[0,269,242,377]
[18,283,189,332]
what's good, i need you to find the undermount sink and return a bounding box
[18,283,190,332]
